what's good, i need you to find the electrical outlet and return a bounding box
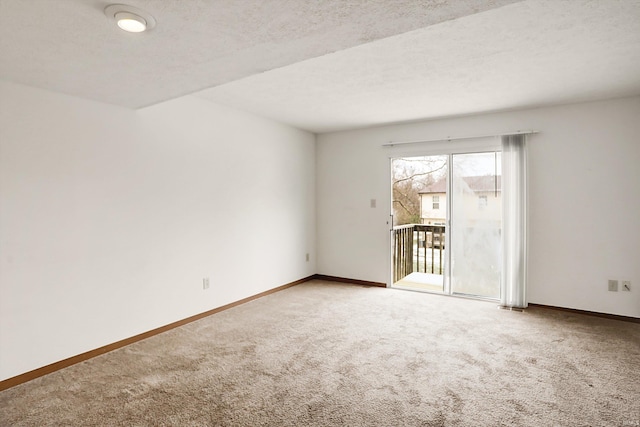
[203,277,210,290]
[608,279,618,292]
[622,281,631,291]
[306,253,310,262]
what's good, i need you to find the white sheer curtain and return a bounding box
[501,134,527,308]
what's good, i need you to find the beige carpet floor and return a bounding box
[1,280,639,426]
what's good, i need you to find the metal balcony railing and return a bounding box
[392,224,445,283]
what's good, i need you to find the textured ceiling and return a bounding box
[1,0,639,133]
[0,0,518,109]
[195,0,640,132]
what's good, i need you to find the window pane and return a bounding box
[450,152,502,299]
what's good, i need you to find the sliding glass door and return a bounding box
[391,155,448,293]
[391,149,502,300]
[450,152,502,299]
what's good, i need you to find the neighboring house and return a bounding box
[419,175,502,226]
[419,177,447,225]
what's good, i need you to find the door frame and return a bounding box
[387,138,502,300]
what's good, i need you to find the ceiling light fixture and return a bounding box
[105,4,156,33]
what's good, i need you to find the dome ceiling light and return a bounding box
[104,4,156,33]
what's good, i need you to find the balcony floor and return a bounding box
[393,272,444,293]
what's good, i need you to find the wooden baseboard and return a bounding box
[311,276,639,323]
[527,303,640,324]
[312,274,387,288]
[0,275,315,392]
[6,275,632,391]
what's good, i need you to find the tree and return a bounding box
[392,157,446,225]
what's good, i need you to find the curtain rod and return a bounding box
[382,130,538,147]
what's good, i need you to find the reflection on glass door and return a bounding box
[450,152,502,299]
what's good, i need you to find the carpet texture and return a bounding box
[1,280,639,426]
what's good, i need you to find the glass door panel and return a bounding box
[450,152,502,299]
[391,155,448,293]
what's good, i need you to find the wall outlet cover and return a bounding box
[622,280,631,291]
[608,279,618,292]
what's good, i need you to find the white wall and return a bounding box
[317,97,640,318]
[0,81,316,380]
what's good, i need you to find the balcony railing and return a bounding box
[392,224,445,283]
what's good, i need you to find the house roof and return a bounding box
[419,176,502,194]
